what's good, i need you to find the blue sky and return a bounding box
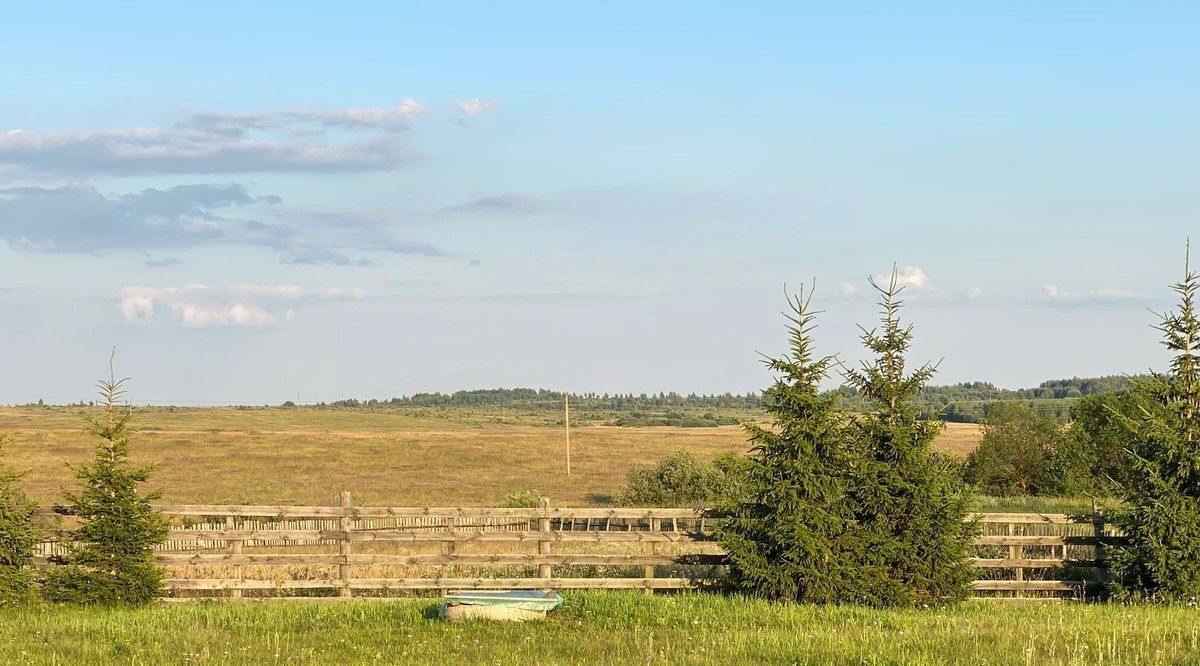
[1,2,1197,404]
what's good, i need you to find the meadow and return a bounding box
[2,592,1197,665]
[0,405,982,507]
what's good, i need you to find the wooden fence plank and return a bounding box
[971,580,1086,592]
[165,578,702,591]
[970,558,1100,569]
[159,505,708,519]
[165,529,708,543]
[156,553,727,566]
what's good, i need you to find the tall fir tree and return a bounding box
[1108,247,1200,602]
[0,434,39,605]
[841,269,976,607]
[42,353,169,605]
[716,285,864,602]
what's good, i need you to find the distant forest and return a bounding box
[310,375,1140,425]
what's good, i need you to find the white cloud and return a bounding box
[455,98,498,117]
[119,284,364,327]
[838,282,859,298]
[1041,284,1141,305]
[874,265,930,290]
[180,98,429,135]
[965,286,983,300]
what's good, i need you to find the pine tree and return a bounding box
[1108,247,1200,602]
[42,353,169,605]
[841,269,976,607]
[0,434,39,605]
[716,286,864,603]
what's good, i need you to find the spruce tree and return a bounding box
[1107,248,1200,602]
[42,355,169,605]
[716,286,864,603]
[0,435,39,605]
[841,269,976,607]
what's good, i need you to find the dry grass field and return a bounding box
[0,406,981,506]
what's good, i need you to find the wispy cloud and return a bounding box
[144,257,183,269]
[0,101,430,177]
[439,193,547,215]
[119,284,364,327]
[177,98,429,136]
[1041,284,1144,306]
[454,98,499,117]
[0,184,450,263]
[0,183,258,253]
[0,129,411,177]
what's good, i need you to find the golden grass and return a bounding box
[0,406,980,506]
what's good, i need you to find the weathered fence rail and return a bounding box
[37,499,1118,599]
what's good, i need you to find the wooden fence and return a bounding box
[38,496,1119,599]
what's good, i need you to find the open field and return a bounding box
[2,593,1197,665]
[0,406,981,506]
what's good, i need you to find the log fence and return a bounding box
[36,498,1120,600]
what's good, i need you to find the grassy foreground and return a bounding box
[1,593,1197,665]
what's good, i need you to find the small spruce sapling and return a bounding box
[42,352,169,605]
[1108,247,1200,602]
[840,268,976,607]
[717,285,864,603]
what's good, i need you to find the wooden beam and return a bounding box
[156,553,728,566]
[164,578,704,591]
[971,580,1086,592]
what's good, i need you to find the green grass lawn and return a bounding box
[2,593,1197,665]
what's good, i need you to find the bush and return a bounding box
[0,435,38,605]
[499,490,543,508]
[1056,391,1152,496]
[618,452,747,507]
[42,360,169,606]
[964,403,1062,496]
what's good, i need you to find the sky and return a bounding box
[1,2,1197,404]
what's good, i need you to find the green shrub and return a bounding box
[618,451,747,507]
[964,402,1063,496]
[0,435,38,605]
[42,359,169,606]
[1107,252,1200,602]
[1056,391,1153,496]
[499,490,543,508]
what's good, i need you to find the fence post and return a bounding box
[538,497,552,581]
[226,515,242,599]
[1008,522,1022,598]
[645,516,659,595]
[1092,500,1106,597]
[339,492,353,598]
[441,516,457,597]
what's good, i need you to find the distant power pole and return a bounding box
[564,393,571,476]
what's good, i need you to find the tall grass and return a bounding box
[1,593,1197,665]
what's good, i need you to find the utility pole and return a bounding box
[565,393,571,476]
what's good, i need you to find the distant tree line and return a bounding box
[307,377,1138,426]
[314,389,763,412]
[835,375,1138,424]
